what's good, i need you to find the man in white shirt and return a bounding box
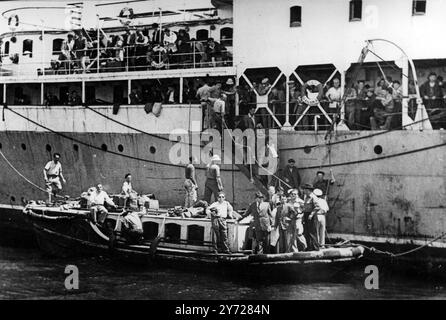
[90,184,117,224]
[325,78,342,109]
[121,173,134,196]
[211,94,226,132]
[196,80,212,129]
[313,188,329,247]
[206,192,234,253]
[163,28,177,53]
[43,153,66,202]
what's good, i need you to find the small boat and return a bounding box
[23,203,365,280]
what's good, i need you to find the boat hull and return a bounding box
[26,209,364,281]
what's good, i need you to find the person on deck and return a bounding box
[371,87,395,130]
[312,170,335,198]
[90,184,117,224]
[44,153,66,202]
[206,191,234,254]
[313,188,329,247]
[287,188,307,252]
[239,105,257,130]
[301,184,320,251]
[282,158,301,189]
[267,185,280,210]
[184,157,198,208]
[274,194,296,253]
[239,191,273,254]
[420,72,444,110]
[203,155,223,204]
[122,173,135,196]
[196,79,212,129]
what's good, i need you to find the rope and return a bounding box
[344,232,446,258]
[0,149,48,194]
[4,106,241,173]
[83,104,203,148]
[221,117,292,190]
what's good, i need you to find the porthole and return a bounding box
[10,196,15,202]
[149,146,156,154]
[118,144,124,152]
[73,144,79,152]
[46,144,52,152]
[101,144,108,152]
[21,143,26,150]
[374,145,383,155]
[303,145,312,154]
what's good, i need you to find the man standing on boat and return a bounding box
[313,188,329,247]
[43,153,66,202]
[274,194,296,253]
[287,189,307,252]
[239,192,273,254]
[203,155,223,204]
[301,184,320,251]
[206,192,233,254]
[184,157,198,208]
[122,173,138,209]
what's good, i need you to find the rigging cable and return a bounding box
[0,149,50,195]
[4,106,446,173]
[3,105,237,172]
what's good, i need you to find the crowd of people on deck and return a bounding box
[231,72,446,131]
[51,26,232,74]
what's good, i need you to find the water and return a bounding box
[1,245,445,300]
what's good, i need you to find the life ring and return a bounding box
[118,7,134,26]
[8,14,19,30]
[302,79,323,106]
[151,45,168,69]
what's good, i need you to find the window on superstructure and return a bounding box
[290,6,302,27]
[4,41,9,55]
[349,0,362,21]
[22,39,33,56]
[196,29,209,42]
[412,0,427,15]
[52,38,64,55]
[220,27,233,46]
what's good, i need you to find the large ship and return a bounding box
[0,0,445,265]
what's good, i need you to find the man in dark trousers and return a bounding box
[301,184,320,251]
[239,191,273,254]
[282,158,301,189]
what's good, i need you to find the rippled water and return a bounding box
[0,246,445,300]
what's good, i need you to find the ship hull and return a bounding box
[0,129,445,272]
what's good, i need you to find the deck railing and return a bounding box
[0,39,234,77]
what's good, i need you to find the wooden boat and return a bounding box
[23,204,365,280]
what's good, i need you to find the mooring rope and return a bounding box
[0,149,48,195]
[345,232,446,258]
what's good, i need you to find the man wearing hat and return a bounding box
[203,155,224,204]
[301,184,320,251]
[313,188,329,247]
[239,191,273,254]
[282,158,301,189]
[312,170,335,198]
